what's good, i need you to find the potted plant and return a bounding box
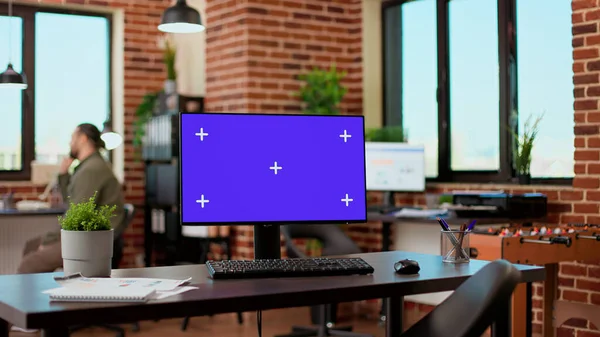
[59,192,117,277]
[365,126,407,143]
[297,64,347,115]
[133,92,159,152]
[511,114,543,184]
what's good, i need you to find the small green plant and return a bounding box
[365,126,407,142]
[297,64,347,115]
[511,113,543,175]
[58,192,116,231]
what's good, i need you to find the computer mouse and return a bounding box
[394,259,420,275]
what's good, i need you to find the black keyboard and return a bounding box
[206,257,375,279]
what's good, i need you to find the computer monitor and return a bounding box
[179,112,367,259]
[365,142,425,192]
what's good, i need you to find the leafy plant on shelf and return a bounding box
[133,92,159,150]
[365,126,407,143]
[510,113,543,176]
[297,64,347,115]
[58,192,116,231]
[158,34,177,81]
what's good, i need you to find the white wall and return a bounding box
[172,0,206,97]
[362,0,383,128]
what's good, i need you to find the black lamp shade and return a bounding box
[159,0,205,34]
[0,63,27,90]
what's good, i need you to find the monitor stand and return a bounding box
[383,191,395,208]
[254,224,281,260]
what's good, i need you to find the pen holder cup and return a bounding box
[440,230,470,264]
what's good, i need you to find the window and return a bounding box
[0,16,24,172]
[448,0,499,171]
[383,0,574,183]
[384,0,439,178]
[0,5,111,180]
[516,0,574,178]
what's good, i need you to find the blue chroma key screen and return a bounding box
[180,113,367,224]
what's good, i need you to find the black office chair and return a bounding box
[69,204,139,337]
[399,259,521,337]
[276,224,372,337]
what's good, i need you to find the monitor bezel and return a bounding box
[179,111,368,226]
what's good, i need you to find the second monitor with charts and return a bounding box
[365,142,425,192]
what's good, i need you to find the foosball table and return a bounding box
[470,223,600,337]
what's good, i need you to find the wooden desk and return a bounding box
[0,208,64,274]
[0,251,544,337]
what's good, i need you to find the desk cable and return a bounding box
[256,310,262,337]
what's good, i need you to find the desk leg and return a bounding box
[526,282,533,337]
[385,295,403,337]
[0,319,8,337]
[380,222,392,323]
[543,263,558,337]
[144,204,153,267]
[381,222,391,252]
[491,298,512,337]
[41,327,69,337]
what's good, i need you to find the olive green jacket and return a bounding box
[42,152,126,245]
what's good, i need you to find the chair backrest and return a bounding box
[281,224,362,258]
[400,259,521,337]
[112,204,135,268]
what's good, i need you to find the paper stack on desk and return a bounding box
[43,273,197,302]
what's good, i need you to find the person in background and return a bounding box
[17,123,126,274]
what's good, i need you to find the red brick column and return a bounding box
[205,0,363,259]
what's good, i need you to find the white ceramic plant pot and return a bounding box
[61,229,114,277]
[164,79,176,94]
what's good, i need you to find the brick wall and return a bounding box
[205,0,363,258]
[0,0,170,267]
[205,0,600,335]
[1,0,598,334]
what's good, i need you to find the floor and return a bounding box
[10,308,388,337]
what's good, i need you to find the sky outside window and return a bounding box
[34,12,109,164]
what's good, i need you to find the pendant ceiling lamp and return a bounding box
[101,120,123,151]
[158,0,205,34]
[0,0,27,90]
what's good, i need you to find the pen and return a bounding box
[466,220,477,231]
[441,218,451,231]
[455,223,467,260]
[436,217,450,231]
[437,217,469,258]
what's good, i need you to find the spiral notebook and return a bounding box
[47,286,156,303]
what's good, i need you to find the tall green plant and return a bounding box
[511,114,543,175]
[58,192,116,231]
[297,64,347,115]
[159,34,177,80]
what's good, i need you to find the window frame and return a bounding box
[382,0,573,185]
[0,4,113,181]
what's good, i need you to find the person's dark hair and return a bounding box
[77,123,106,150]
